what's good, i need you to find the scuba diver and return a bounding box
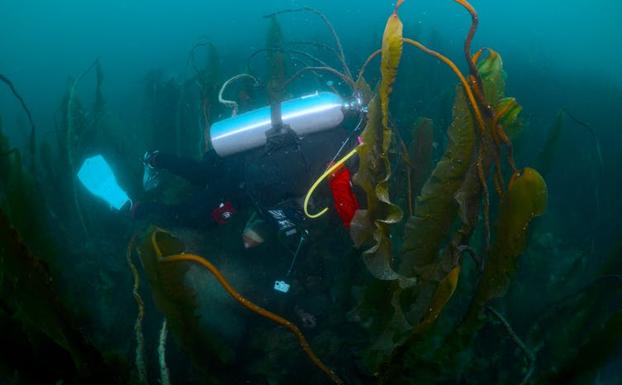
[78,89,365,292]
[131,91,365,248]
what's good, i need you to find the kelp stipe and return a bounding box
[65,60,102,235]
[126,235,148,384]
[137,227,235,377]
[0,73,37,168]
[187,41,221,156]
[138,227,343,384]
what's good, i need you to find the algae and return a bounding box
[138,227,235,376]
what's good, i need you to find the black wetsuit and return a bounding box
[134,128,350,232]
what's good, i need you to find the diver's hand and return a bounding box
[143,150,160,168]
[143,151,161,191]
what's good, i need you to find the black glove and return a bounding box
[143,150,160,168]
[143,150,161,191]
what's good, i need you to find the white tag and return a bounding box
[273,280,290,293]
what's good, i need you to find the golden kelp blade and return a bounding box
[417,265,461,331]
[476,167,548,303]
[495,97,523,138]
[380,0,404,153]
[139,228,236,368]
[399,86,476,276]
[351,97,403,280]
[349,3,407,281]
[376,0,404,225]
[500,167,548,239]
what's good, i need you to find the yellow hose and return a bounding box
[303,146,360,219]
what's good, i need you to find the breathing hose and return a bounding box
[303,144,360,219]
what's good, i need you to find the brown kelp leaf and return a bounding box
[349,209,374,248]
[0,208,109,372]
[399,49,512,278]
[496,97,522,138]
[425,56,532,356]
[477,48,505,103]
[376,0,404,225]
[138,227,235,368]
[414,265,461,332]
[475,167,548,304]
[363,227,400,280]
[375,180,403,225]
[454,163,483,230]
[349,0,406,280]
[399,85,476,277]
[380,1,404,152]
[410,117,434,200]
[352,96,402,280]
[396,87,476,330]
[353,96,385,217]
[396,52,511,326]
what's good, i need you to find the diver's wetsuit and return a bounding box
[133,149,247,228]
[134,128,350,232]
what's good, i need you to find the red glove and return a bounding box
[212,201,236,224]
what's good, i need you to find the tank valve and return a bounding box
[343,93,367,114]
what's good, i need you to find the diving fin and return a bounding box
[78,154,131,210]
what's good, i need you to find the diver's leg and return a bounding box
[131,201,185,227]
[132,190,230,228]
[147,151,215,187]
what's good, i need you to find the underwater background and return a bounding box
[1,0,621,384]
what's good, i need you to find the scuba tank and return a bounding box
[210,91,345,157]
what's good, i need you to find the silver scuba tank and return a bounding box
[209,91,345,157]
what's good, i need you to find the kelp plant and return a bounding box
[345,1,548,383]
[273,0,549,382]
[129,1,549,383]
[137,227,344,384]
[0,106,127,383]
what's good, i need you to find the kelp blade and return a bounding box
[349,4,405,280]
[351,96,402,280]
[475,167,548,304]
[138,227,235,372]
